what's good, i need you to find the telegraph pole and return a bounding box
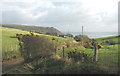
[68,24,69,34]
[82,26,83,36]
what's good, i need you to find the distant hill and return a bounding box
[1,24,63,35]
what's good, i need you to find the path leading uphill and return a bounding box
[2,57,24,74]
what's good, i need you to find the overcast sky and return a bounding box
[0,0,119,32]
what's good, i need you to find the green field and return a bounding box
[1,27,119,74]
[95,36,119,73]
[2,27,29,59]
[1,27,77,59]
[53,35,119,74]
[95,35,119,44]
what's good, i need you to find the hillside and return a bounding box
[2,27,119,74]
[2,33,119,74]
[95,35,119,44]
[1,27,77,60]
[1,24,63,35]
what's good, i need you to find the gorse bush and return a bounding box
[67,51,93,63]
[19,34,55,62]
[57,46,85,57]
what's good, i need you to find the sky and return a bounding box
[0,0,119,32]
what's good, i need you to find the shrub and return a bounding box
[67,51,93,63]
[31,57,66,74]
[109,40,116,45]
[74,35,90,43]
[59,46,85,57]
[84,43,93,49]
[97,44,103,49]
[19,34,55,62]
[66,33,73,38]
[104,40,116,45]
[30,31,34,36]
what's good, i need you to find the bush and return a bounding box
[97,44,103,49]
[58,46,85,57]
[31,57,66,74]
[67,51,93,63]
[104,40,116,45]
[84,43,93,49]
[66,33,73,38]
[74,35,90,43]
[109,40,116,45]
[19,34,55,62]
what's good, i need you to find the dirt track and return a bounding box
[2,57,24,73]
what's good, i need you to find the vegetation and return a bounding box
[1,27,77,60]
[18,34,55,62]
[2,24,63,35]
[67,51,93,63]
[2,27,29,59]
[95,35,119,44]
[74,35,90,42]
[65,33,74,38]
[1,26,119,74]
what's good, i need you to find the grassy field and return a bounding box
[1,27,77,59]
[4,44,119,74]
[85,44,119,73]
[2,27,29,59]
[56,35,119,74]
[1,27,119,74]
[95,36,119,73]
[95,35,119,44]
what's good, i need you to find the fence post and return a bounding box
[93,42,99,62]
[54,46,57,56]
[62,46,65,58]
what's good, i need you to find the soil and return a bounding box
[2,57,24,73]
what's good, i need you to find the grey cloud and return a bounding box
[2,10,35,24]
[1,1,118,32]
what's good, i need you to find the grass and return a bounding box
[95,36,119,73]
[94,36,119,64]
[1,27,77,59]
[95,35,119,44]
[2,27,30,59]
[1,27,119,74]
[57,41,119,73]
[57,46,85,57]
[47,35,119,73]
[84,44,119,73]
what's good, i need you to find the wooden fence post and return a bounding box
[62,46,65,58]
[93,42,99,62]
[54,46,57,56]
